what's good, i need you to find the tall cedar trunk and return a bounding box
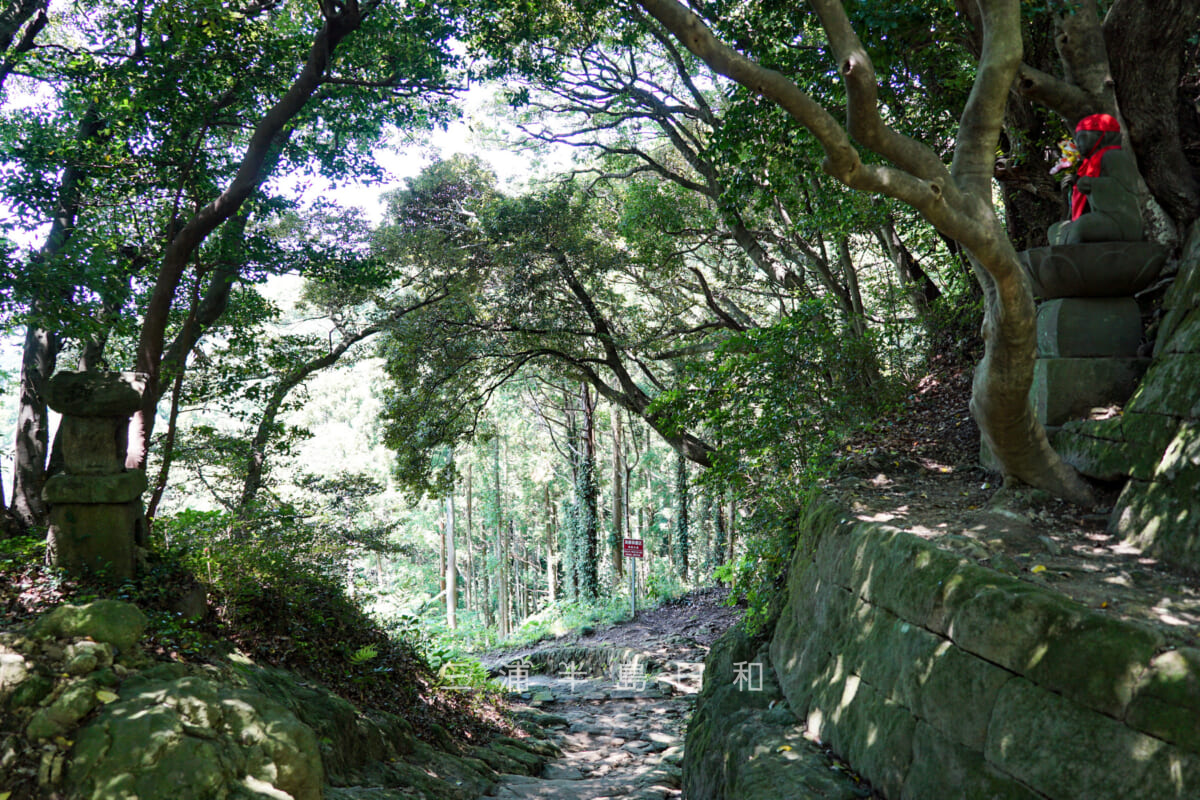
[700,490,713,571]
[727,495,736,564]
[578,384,600,601]
[494,434,509,638]
[438,518,446,594]
[562,388,580,600]
[10,326,57,533]
[445,478,456,630]
[1104,0,1200,227]
[465,461,474,612]
[545,484,558,604]
[611,402,625,579]
[673,452,689,582]
[712,494,726,567]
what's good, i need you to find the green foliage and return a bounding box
[0,535,45,569]
[655,299,901,495]
[349,643,379,666]
[643,561,688,605]
[436,657,498,692]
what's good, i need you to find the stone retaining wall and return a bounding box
[761,498,1200,799]
[1054,223,1200,572]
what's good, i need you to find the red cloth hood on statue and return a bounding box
[1071,113,1123,221]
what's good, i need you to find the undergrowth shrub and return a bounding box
[153,505,434,717]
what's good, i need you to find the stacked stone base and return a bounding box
[1033,297,1148,428]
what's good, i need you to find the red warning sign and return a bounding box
[622,538,644,558]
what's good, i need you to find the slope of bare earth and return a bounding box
[831,362,1200,648]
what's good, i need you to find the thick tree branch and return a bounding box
[951,0,1022,198]
[130,2,368,468]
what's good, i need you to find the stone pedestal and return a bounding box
[1036,298,1143,358]
[1019,242,1168,299]
[1032,356,1149,427]
[1018,246,1165,430]
[43,372,148,580]
[1032,297,1149,426]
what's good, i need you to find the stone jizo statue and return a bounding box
[1048,113,1143,245]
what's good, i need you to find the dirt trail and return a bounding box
[479,589,739,800]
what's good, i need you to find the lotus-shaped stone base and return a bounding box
[1018,242,1169,299]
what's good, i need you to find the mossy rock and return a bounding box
[1120,412,1182,480]
[1054,419,1133,481]
[1156,223,1200,353]
[31,600,147,652]
[26,678,100,740]
[241,662,416,777]
[1025,611,1162,717]
[985,678,1200,799]
[907,646,1014,752]
[903,721,1043,800]
[851,532,966,631]
[1115,452,1200,574]
[469,739,545,774]
[1125,648,1200,756]
[1125,353,1200,418]
[66,673,323,800]
[944,567,1081,673]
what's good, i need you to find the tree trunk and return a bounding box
[673,452,689,582]
[465,461,474,612]
[635,0,1095,507]
[875,214,943,313]
[9,326,57,533]
[578,384,600,601]
[494,434,509,637]
[445,477,456,630]
[611,402,626,579]
[545,483,558,604]
[1104,0,1200,228]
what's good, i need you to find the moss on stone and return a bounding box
[985,677,1200,800]
[1026,612,1163,718]
[946,572,1085,675]
[1125,648,1200,756]
[1126,354,1200,418]
[835,679,915,800]
[31,599,147,652]
[904,721,1043,800]
[910,646,1015,752]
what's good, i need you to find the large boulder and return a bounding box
[66,670,324,800]
[31,600,147,652]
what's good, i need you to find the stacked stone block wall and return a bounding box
[1054,223,1200,571]
[765,499,1200,800]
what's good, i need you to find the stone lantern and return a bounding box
[42,371,149,580]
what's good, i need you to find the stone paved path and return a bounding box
[481,649,704,800]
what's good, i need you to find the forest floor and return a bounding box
[832,356,1200,648]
